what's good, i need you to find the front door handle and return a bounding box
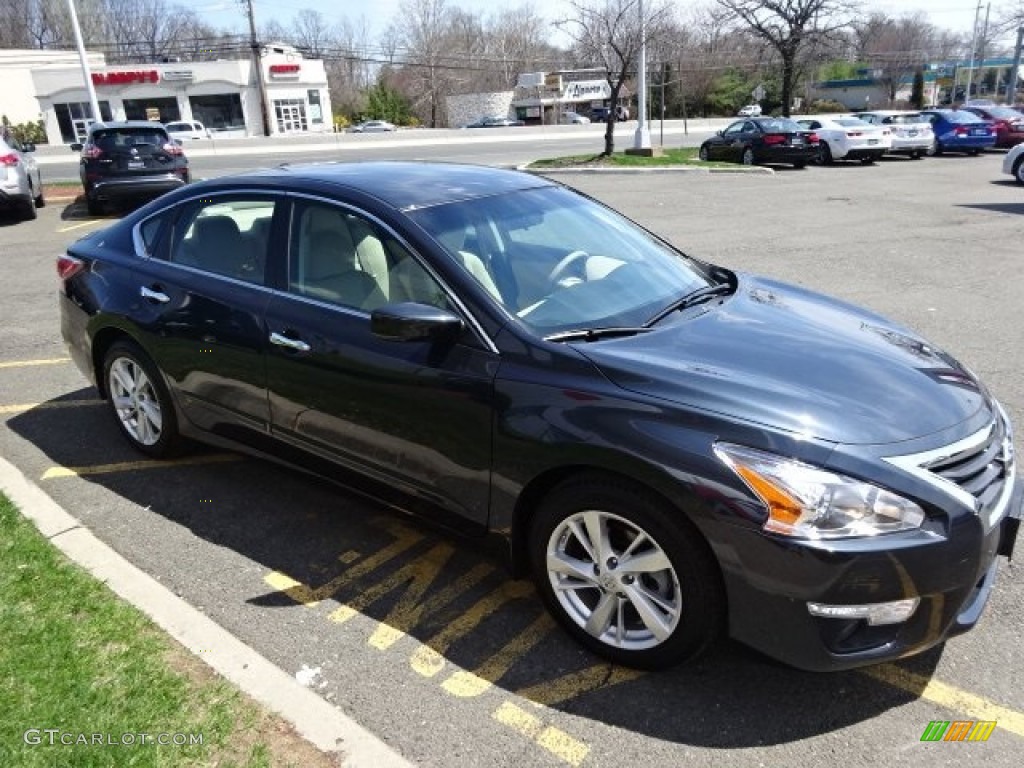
[269,331,311,353]
[140,285,170,303]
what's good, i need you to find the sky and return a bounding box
[196,0,1017,48]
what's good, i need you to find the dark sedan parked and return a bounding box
[919,109,997,155]
[960,105,1024,148]
[71,121,190,215]
[698,117,820,168]
[59,162,1020,672]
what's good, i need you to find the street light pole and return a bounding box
[632,0,651,151]
[66,0,102,123]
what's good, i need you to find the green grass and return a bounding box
[0,493,321,767]
[529,147,737,169]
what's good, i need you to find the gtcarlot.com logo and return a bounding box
[24,729,204,747]
[920,720,997,742]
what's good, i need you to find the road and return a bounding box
[1,148,1022,767]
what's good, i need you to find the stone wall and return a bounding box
[446,92,514,128]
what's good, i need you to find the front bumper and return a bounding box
[721,473,1020,672]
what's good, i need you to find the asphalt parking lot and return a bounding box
[1,151,1022,767]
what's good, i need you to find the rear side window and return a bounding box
[167,196,278,284]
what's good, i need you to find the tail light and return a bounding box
[994,120,1009,132]
[162,142,184,156]
[763,134,787,145]
[807,132,819,143]
[81,144,103,159]
[0,152,19,166]
[57,254,85,281]
[954,126,968,136]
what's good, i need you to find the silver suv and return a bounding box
[0,133,44,221]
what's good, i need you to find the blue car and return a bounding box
[920,109,996,155]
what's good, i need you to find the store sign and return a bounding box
[269,64,301,78]
[162,69,194,82]
[565,80,610,101]
[92,70,160,86]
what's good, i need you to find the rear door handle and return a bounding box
[269,331,311,353]
[140,285,170,303]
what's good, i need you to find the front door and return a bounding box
[263,198,496,527]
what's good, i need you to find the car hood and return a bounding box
[575,275,990,445]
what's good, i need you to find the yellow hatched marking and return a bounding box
[492,702,589,767]
[442,613,555,697]
[410,580,534,678]
[516,664,645,707]
[0,357,70,369]
[0,400,100,414]
[41,453,242,480]
[864,664,1024,738]
[264,572,320,608]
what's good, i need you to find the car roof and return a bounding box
[89,121,169,132]
[234,161,556,211]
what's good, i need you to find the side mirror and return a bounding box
[22,142,36,153]
[70,143,83,151]
[715,130,723,137]
[371,302,464,344]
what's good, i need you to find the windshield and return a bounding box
[407,186,711,335]
[986,107,1023,119]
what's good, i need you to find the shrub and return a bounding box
[1,115,47,144]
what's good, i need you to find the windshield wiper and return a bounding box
[544,326,653,343]
[644,271,737,328]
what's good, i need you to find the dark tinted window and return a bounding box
[92,127,169,151]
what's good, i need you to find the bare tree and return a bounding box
[556,0,673,156]
[716,0,859,115]
[392,0,456,127]
[856,13,940,105]
[292,9,334,58]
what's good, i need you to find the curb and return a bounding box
[0,456,414,768]
[520,163,774,175]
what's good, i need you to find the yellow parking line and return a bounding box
[57,220,105,233]
[864,664,1024,738]
[492,702,589,767]
[0,357,70,369]
[41,453,242,480]
[516,664,645,707]
[0,399,100,415]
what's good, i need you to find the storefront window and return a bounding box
[307,89,323,124]
[274,99,308,133]
[55,101,112,143]
[189,94,245,131]
[123,98,180,123]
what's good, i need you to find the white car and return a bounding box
[794,115,891,164]
[737,104,762,117]
[1002,143,1024,184]
[349,120,397,133]
[854,111,934,159]
[0,133,44,221]
[165,120,210,140]
[560,111,591,124]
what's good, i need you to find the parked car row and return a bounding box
[699,107,1020,169]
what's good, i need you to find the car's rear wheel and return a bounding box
[20,194,38,221]
[86,195,104,216]
[741,148,754,166]
[1014,158,1024,185]
[698,144,709,161]
[34,182,45,208]
[529,474,725,669]
[103,341,182,458]
[817,142,833,165]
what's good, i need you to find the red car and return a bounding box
[961,105,1024,148]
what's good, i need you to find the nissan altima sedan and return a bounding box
[698,117,819,168]
[59,162,1020,672]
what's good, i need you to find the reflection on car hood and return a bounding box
[575,275,989,445]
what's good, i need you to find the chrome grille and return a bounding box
[923,418,1010,519]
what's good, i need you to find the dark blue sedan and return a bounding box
[920,108,996,155]
[58,162,1020,672]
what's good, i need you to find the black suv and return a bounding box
[71,122,190,215]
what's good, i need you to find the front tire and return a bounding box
[1014,158,1024,185]
[529,474,725,669]
[103,341,182,458]
[698,144,709,161]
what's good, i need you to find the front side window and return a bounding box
[407,186,710,335]
[167,196,277,284]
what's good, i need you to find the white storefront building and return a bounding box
[6,44,332,144]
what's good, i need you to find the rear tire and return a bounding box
[103,340,183,459]
[741,148,754,166]
[1014,158,1024,185]
[20,196,38,221]
[817,142,833,165]
[34,182,45,208]
[529,473,725,670]
[86,195,104,216]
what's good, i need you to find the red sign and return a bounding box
[269,64,301,75]
[92,70,160,86]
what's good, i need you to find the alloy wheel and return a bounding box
[108,357,163,446]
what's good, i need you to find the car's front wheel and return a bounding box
[698,144,709,161]
[103,341,182,458]
[1014,158,1024,185]
[529,474,725,669]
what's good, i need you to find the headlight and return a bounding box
[714,443,925,539]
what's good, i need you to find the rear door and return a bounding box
[131,191,282,436]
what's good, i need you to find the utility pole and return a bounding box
[964,1,983,102]
[242,0,271,136]
[1008,26,1023,105]
[969,3,991,102]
